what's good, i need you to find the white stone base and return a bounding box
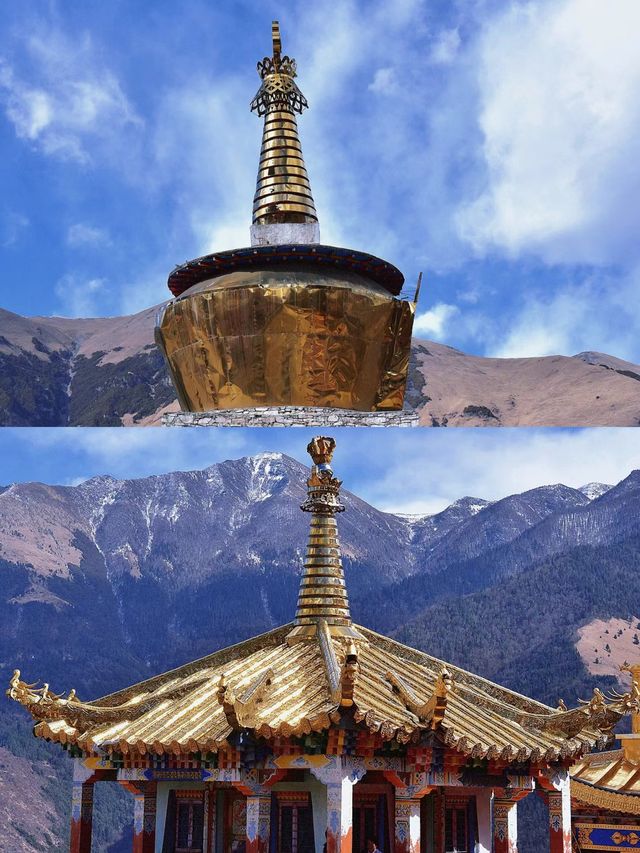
[163,407,419,427]
[250,222,320,246]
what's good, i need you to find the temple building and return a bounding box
[570,664,640,849]
[155,23,417,416]
[8,437,639,853]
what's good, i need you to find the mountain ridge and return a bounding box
[1,305,639,425]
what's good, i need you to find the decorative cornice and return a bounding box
[572,779,640,815]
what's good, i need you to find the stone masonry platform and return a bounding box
[163,406,419,427]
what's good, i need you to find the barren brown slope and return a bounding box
[412,340,640,426]
[0,306,638,425]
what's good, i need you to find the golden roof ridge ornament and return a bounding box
[620,662,640,734]
[288,438,363,641]
[249,20,320,246]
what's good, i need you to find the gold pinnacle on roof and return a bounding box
[288,438,362,641]
[250,21,318,226]
[621,663,640,734]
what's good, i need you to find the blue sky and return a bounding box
[1,0,639,360]
[1,427,639,514]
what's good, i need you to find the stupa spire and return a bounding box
[250,21,320,246]
[288,437,362,641]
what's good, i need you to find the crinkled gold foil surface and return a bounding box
[156,268,415,411]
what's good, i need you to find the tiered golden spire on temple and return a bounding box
[288,437,362,640]
[250,21,318,228]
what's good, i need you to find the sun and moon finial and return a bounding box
[250,20,309,117]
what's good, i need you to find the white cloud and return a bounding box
[368,67,398,95]
[66,223,111,247]
[413,302,459,338]
[54,275,106,318]
[151,78,255,257]
[457,0,640,265]
[1,211,29,247]
[430,28,461,65]
[0,29,141,164]
[365,429,640,515]
[490,267,640,359]
[17,427,250,483]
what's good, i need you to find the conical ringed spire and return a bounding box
[288,437,362,642]
[250,21,320,247]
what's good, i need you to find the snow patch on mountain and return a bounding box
[247,452,287,502]
[579,482,613,500]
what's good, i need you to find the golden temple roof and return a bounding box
[7,622,633,763]
[571,749,640,814]
[571,663,640,813]
[7,438,638,765]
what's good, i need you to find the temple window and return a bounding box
[275,792,314,853]
[445,804,473,853]
[164,790,205,853]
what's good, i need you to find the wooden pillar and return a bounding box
[246,793,271,853]
[547,780,571,853]
[132,783,157,853]
[475,790,493,853]
[394,797,421,853]
[326,776,354,853]
[70,780,94,853]
[493,798,518,853]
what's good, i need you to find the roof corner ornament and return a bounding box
[217,668,274,730]
[340,641,359,708]
[519,681,640,740]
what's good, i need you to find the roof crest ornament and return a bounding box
[317,619,341,702]
[386,665,452,727]
[620,661,640,733]
[216,668,274,730]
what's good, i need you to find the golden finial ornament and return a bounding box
[250,20,318,228]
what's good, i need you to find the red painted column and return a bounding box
[493,798,518,853]
[394,797,421,853]
[70,781,94,853]
[547,782,572,853]
[246,793,271,853]
[132,783,156,853]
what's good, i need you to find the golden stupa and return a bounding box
[155,22,417,412]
